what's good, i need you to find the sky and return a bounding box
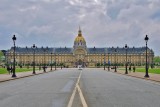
[0,0,160,55]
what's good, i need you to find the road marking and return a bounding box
[67,83,77,107]
[77,84,88,107]
[67,70,88,107]
[67,71,82,107]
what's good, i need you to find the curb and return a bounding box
[0,70,55,83]
[111,70,160,83]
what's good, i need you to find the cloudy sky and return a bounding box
[0,0,160,55]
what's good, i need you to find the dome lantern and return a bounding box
[78,26,82,37]
[73,27,87,49]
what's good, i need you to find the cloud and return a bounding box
[0,0,160,55]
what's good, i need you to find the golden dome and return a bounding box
[75,36,86,43]
[74,27,86,43]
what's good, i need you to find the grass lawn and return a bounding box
[0,68,37,74]
[135,68,160,74]
[119,67,160,74]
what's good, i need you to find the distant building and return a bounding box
[6,28,154,67]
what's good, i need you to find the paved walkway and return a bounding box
[0,68,55,82]
[111,68,160,82]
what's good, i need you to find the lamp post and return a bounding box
[108,52,110,71]
[27,55,29,69]
[43,48,46,72]
[116,50,119,70]
[144,35,149,78]
[32,44,36,74]
[114,49,117,72]
[125,44,128,74]
[12,35,17,77]
[51,52,53,71]
[104,54,106,70]
[55,53,56,70]
[61,54,62,70]
[129,55,131,72]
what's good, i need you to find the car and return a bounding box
[78,65,83,70]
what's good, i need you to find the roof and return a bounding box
[7,47,154,55]
[8,47,73,54]
[107,47,147,54]
[87,48,105,54]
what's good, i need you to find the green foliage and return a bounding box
[96,63,100,67]
[0,51,4,56]
[0,51,5,62]
[153,56,160,63]
[60,63,64,66]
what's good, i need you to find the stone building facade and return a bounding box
[6,28,154,67]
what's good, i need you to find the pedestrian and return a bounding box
[133,66,136,72]
[7,66,11,74]
[10,66,13,74]
[129,66,131,72]
[43,66,46,72]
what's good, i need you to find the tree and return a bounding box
[96,63,100,68]
[0,51,5,65]
[153,56,160,66]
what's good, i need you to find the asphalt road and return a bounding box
[0,68,160,107]
[80,68,160,107]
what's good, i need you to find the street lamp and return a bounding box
[125,44,128,74]
[114,49,117,72]
[55,53,56,70]
[61,54,62,70]
[104,54,106,70]
[51,52,53,71]
[108,52,110,71]
[144,35,149,78]
[12,35,17,77]
[43,48,46,72]
[129,55,132,72]
[32,44,36,74]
